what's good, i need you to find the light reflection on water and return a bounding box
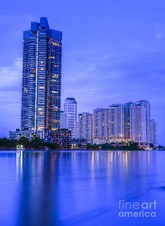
[0,150,165,226]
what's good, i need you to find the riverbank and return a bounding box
[1,137,164,151]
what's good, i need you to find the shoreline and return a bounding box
[0,148,164,152]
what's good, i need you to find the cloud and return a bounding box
[0,58,22,91]
[0,58,22,137]
[155,27,165,41]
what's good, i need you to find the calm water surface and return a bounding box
[0,150,165,226]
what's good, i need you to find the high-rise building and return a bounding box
[123,102,133,140]
[64,98,77,138]
[21,17,62,133]
[78,112,92,143]
[51,129,71,149]
[93,108,109,141]
[130,103,147,142]
[138,100,151,143]
[91,100,153,144]
[130,100,151,143]
[150,119,157,145]
[109,104,124,141]
[60,111,66,129]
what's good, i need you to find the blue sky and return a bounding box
[0,0,165,144]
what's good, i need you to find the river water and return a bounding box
[0,150,165,226]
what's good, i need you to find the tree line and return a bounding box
[0,137,164,150]
[0,137,58,150]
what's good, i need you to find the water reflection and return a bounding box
[0,150,165,226]
[15,151,60,226]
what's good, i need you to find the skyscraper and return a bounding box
[21,17,62,133]
[93,108,109,141]
[138,100,151,143]
[123,102,133,140]
[78,112,93,143]
[64,98,77,138]
[150,119,157,145]
[129,100,151,143]
[109,104,124,141]
[130,103,147,142]
[60,111,66,129]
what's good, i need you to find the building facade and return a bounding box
[60,111,66,129]
[9,128,36,140]
[123,102,133,140]
[150,119,157,145]
[109,104,124,141]
[129,100,151,143]
[51,129,71,149]
[130,103,147,142]
[138,100,151,143]
[78,112,92,143]
[21,17,62,133]
[93,108,109,143]
[64,98,77,138]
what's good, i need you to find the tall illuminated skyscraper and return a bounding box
[21,17,62,133]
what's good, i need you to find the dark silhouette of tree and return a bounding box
[17,137,29,149]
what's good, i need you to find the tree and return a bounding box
[17,137,29,149]
[30,137,44,149]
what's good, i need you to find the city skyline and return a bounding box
[91,100,155,145]
[0,0,165,144]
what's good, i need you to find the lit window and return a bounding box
[52,74,58,78]
[39,86,45,89]
[51,42,60,47]
[24,87,28,93]
[37,126,44,131]
[49,56,55,59]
